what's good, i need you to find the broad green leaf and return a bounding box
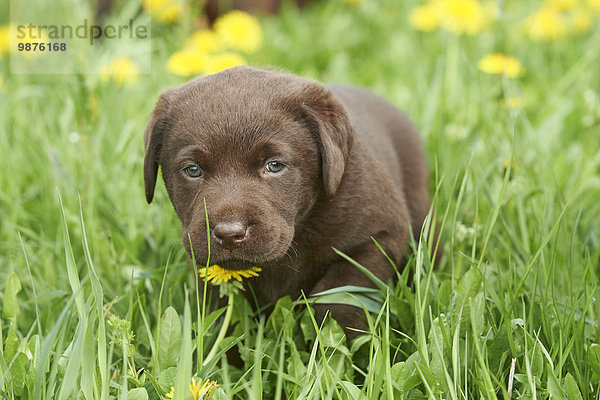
[391,362,412,395]
[312,285,381,297]
[405,351,421,368]
[417,363,440,397]
[287,341,307,381]
[339,381,367,400]
[320,318,346,348]
[10,352,29,393]
[437,279,453,310]
[158,307,182,369]
[157,367,177,392]
[211,387,229,400]
[3,272,22,319]
[564,373,581,400]
[312,292,382,314]
[349,334,371,355]
[407,389,426,399]
[546,366,563,399]
[26,342,37,390]
[4,320,20,363]
[588,344,600,376]
[456,268,482,310]
[488,329,509,374]
[470,292,485,336]
[267,296,293,333]
[429,352,448,393]
[403,373,422,393]
[531,343,543,378]
[300,309,317,343]
[391,296,414,332]
[127,387,149,400]
[511,319,526,355]
[391,362,410,384]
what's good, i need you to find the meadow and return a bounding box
[1,0,600,398]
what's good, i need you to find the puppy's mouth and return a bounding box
[212,258,260,271]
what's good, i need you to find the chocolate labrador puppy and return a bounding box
[144,66,437,332]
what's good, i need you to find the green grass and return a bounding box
[2,0,600,398]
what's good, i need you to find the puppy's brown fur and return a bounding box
[144,66,437,332]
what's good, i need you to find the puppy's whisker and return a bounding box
[288,240,301,259]
[281,262,300,273]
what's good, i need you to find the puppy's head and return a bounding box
[144,66,353,270]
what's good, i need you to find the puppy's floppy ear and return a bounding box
[301,85,354,197]
[143,93,171,204]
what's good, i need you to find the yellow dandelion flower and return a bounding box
[142,0,183,23]
[499,96,524,109]
[438,0,493,35]
[165,378,219,400]
[341,0,361,5]
[477,53,523,78]
[100,57,140,86]
[586,0,600,12]
[185,30,219,54]
[166,50,206,77]
[214,10,263,54]
[503,160,515,173]
[546,0,578,10]
[191,378,219,399]
[0,25,9,57]
[203,52,246,75]
[199,264,261,285]
[409,3,441,32]
[568,8,592,32]
[525,7,568,40]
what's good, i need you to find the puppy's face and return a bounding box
[144,67,353,270]
[164,109,320,269]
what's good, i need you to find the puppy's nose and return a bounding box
[212,222,248,247]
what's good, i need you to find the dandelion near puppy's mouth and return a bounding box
[165,377,219,399]
[199,264,262,284]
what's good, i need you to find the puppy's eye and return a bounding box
[265,161,285,173]
[184,165,203,178]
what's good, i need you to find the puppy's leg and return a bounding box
[309,242,400,339]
